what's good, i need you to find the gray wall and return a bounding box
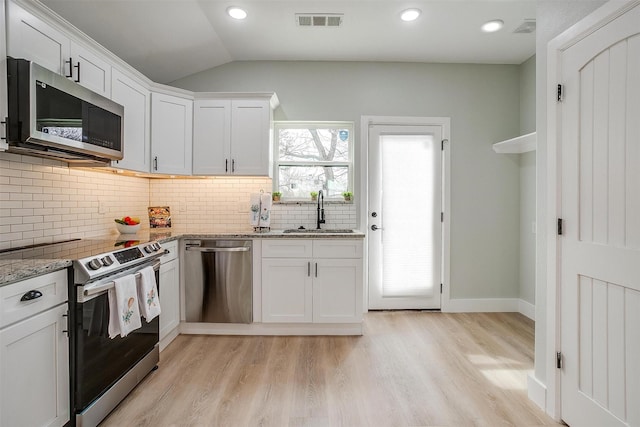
[519,55,536,306]
[534,0,606,402]
[173,61,522,300]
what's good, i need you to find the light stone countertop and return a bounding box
[0,229,364,286]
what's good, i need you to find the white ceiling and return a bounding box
[40,0,537,84]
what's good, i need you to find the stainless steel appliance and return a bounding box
[6,57,124,166]
[70,239,165,427]
[183,239,252,323]
[0,238,166,427]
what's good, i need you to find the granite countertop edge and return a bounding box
[0,230,364,286]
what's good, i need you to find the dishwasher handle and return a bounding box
[185,246,250,253]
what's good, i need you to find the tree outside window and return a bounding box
[274,122,353,199]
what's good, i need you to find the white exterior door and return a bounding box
[559,3,640,426]
[368,124,443,310]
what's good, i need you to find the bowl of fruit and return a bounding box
[114,216,141,234]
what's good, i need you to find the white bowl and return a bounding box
[116,223,141,234]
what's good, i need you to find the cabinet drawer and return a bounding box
[0,269,68,328]
[160,240,178,263]
[262,240,313,258]
[313,240,363,259]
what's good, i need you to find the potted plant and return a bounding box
[272,191,282,202]
[310,191,318,201]
[342,191,353,202]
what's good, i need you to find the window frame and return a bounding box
[273,121,355,201]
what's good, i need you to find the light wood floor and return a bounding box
[100,312,561,427]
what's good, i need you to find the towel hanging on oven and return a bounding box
[108,274,142,338]
[137,266,161,322]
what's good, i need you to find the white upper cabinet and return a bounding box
[0,0,8,150]
[151,92,193,175]
[193,94,277,176]
[111,69,151,172]
[7,1,111,97]
[193,99,231,175]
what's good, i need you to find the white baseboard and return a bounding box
[444,298,520,313]
[180,321,363,336]
[444,298,535,320]
[519,299,536,320]
[527,373,547,411]
[159,327,179,352]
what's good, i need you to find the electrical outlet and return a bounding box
[98,200,107,215]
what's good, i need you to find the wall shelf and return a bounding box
[492,131,536,154]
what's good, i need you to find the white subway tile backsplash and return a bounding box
[1,153,358,247]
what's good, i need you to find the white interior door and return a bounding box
[560,3,640,426]
[368,125,442,310]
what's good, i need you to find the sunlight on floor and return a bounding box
[467,354,531,391]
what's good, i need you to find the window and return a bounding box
[274,122,354,199]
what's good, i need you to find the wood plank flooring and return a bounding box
[100,312,560,427]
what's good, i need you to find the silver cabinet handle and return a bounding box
[153,156,158,171]
[232,159,235,173]
[315,263,318,278]
[185,246,250,252]
[308,261,310,277]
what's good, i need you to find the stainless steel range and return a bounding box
[0,237,166,426]
[69,239,165,427]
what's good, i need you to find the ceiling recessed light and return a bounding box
[400,8,421,22]
[481,19,504,33]
[227,6,247,20]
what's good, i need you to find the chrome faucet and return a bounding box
[316,190,325,229]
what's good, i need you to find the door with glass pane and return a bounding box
[368,125,442,309]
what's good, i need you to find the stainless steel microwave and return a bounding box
[6,57,124,166]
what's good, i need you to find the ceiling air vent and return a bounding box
[513,19,536,34]
[296,13,343,27]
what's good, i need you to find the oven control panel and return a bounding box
[113,247,144,264]
[74,240,164,283]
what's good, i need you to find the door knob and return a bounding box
[371,224,382,231]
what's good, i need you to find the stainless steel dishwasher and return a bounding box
[183,239,252,323]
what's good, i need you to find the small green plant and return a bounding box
[342,191,353,201]
[272,192,282,201]
[310,191,318,198]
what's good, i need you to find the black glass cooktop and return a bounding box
[0,237,157,261]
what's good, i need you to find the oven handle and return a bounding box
[83,260,161,297]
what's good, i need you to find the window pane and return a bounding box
[278,128,350,162]
[278,166,348,198]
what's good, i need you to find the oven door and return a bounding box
[73,262,160,412]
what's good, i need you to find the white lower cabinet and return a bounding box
[0,270,69,427]
[159,240,179,347]
[261,239,363,324]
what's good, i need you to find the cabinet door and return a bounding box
[262,259,312,323]
[192,99,231,175]
[159,258,180,341]
[230,100,271,176]
[151,93,193,175]
[111,69,151,172]
[70,42,111,97]
[7,2,70,75]
[313,259,363,323]
[0,303,69,427]
[0,0,8,150]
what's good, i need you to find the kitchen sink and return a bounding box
[283,229,355,233]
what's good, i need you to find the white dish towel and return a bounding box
[137,266,161,322]
[249,192,272,228]
[108,274,142,339]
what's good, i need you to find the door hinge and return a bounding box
[557,84,564,102]
[556,351,563,369]
[557,218,563,236]
[441,212,444,223]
